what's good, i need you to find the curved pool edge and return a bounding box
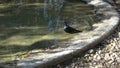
[17,0,120,68]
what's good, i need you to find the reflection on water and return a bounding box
[0,0,98,63]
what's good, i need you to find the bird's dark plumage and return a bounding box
[64,22,82,34]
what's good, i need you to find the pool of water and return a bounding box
[0,0,99,63]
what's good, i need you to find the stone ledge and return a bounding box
[17,0,120,68]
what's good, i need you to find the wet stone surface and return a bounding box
[0,0,119,68]
[54,20,120,68]
[53,0,120,68]
[15,0,119,68]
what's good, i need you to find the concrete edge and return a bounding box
[17,0,120,68]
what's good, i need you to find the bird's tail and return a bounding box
[74,30,82,33]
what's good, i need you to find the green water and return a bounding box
[0,0,98,63]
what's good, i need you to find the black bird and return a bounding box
[64,22,82,34]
